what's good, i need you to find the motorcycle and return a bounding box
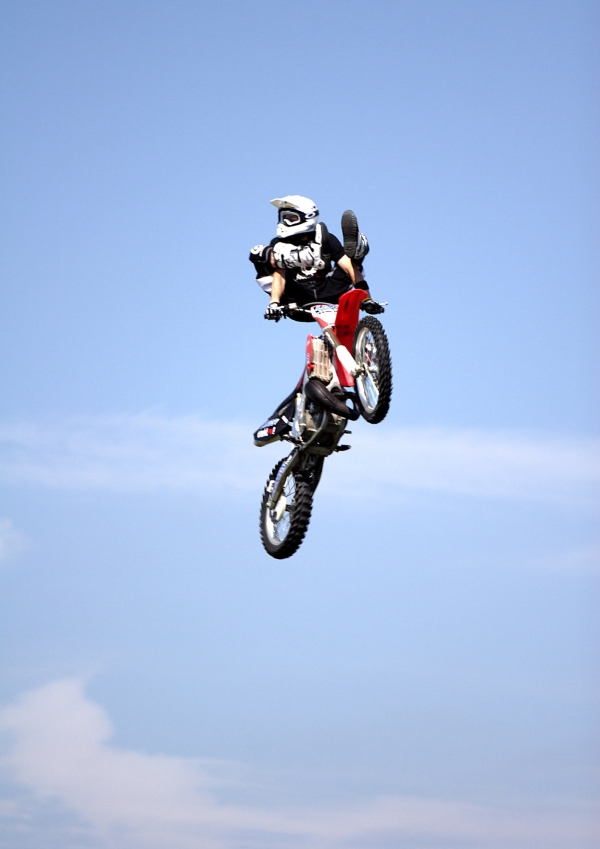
[254,288,392,559]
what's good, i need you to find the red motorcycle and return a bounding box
[254,288,392,558]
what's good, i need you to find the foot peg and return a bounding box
[305,378,360,421]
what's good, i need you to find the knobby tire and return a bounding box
[353,316,393,424]
[260,460,313,559]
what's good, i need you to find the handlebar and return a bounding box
[283,300,387,321]
[283,303,320,322]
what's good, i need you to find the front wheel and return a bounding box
[260,460,313,559]
[353,316,393,423]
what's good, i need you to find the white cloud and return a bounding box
[338,426,599,504]
[0,679,596,849]
[0,517,26,565]
[0,414,261,494]
[0,413,598,506]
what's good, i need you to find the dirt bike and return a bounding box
[254,288,392,559]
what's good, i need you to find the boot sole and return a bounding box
[341,210,359,258]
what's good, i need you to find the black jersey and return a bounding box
[270,229,354,305]
[249,225,364,305]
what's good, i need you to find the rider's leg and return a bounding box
[341,210,369,290]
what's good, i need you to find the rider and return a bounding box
[249,196,379,319]
[250,196,382,441]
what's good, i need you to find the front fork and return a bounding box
[322,327,365,379]
[266,448,326,513]
[267,449,300,511]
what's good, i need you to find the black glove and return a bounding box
[264,302,283,321]
[361,298,385,315]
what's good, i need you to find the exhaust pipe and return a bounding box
[305,378,359,421]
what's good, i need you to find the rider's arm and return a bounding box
[269,268,286,304]
[336,254,368,288]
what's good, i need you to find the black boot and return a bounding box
[341,210,370,261]
[341,210,359,258]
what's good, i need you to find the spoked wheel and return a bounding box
[260,460,313,559]
[353,317,392,423]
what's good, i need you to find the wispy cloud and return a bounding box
[0,413,597,506]
[0,414,260,494]
[0,680,596,849]
[0,517,26,566]
[339,426,600,505]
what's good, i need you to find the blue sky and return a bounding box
[0,2,598,848]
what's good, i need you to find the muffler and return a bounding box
[305,378,359,421]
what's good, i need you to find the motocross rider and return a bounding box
[250,197,382,439]
[249,196,377,318]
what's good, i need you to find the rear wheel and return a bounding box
[260,460,313,559]
[353,317,392,423]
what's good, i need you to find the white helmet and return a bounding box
[270,195,319,238]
